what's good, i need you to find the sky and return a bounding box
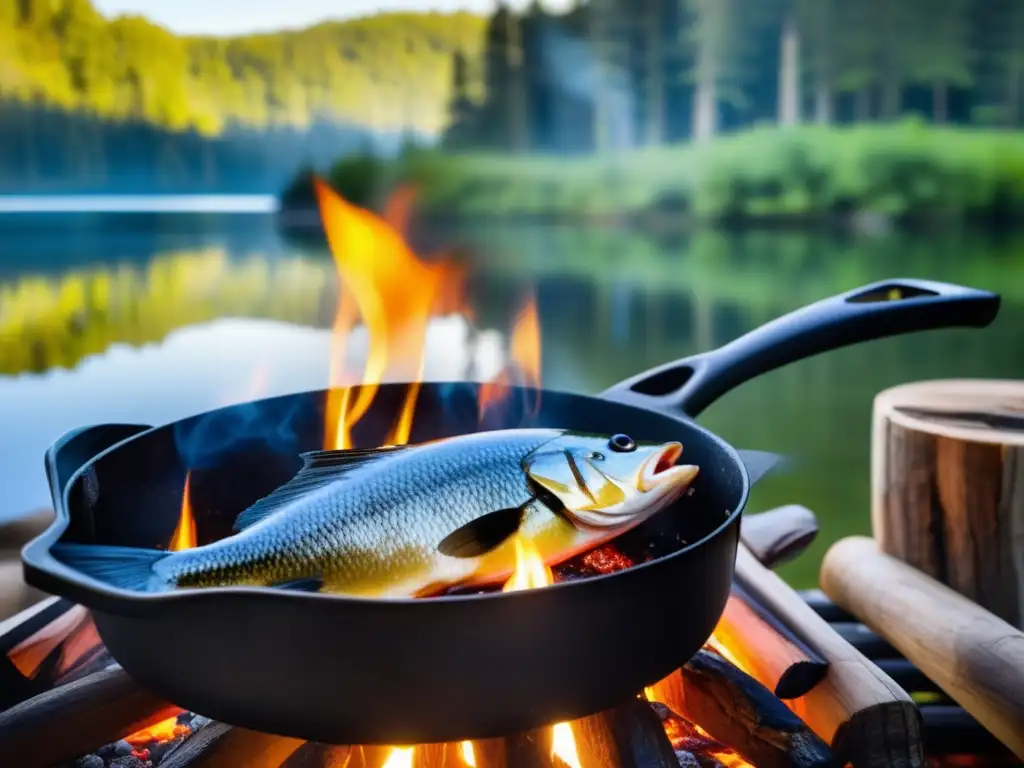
[93,0,572,36]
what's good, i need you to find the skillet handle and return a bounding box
[601,278,1000,418]
[44,424,153,522]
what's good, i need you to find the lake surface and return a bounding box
[1,211,1022,588]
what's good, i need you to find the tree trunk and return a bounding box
[505,14,529,153]
[644,3,665,145]
[777,12,801,126]
[932,80,948,124]
[589,2,610,152]
[814,80,832,124]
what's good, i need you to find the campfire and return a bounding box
[9,179,987,768]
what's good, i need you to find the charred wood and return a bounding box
[717,585,828,699]
[0,665,180,767]
[159,721,304,767]
[651,648,838,768]
[572,698,678,768]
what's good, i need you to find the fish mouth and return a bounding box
[639,442,695,492]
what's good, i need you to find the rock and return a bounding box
[110,740,133,757]
[74,756,104,768]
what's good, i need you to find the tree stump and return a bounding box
[871,379,1024,628]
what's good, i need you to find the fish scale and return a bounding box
[53,428,698,599]
[155,429,559,594]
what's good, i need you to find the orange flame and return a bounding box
[459,741,476,766]
[124,715,190,747]
[314,178,469,451]
[479,295,542,422]
[497,539,581,768]
[381,747,415,768]
[169,473,197,551]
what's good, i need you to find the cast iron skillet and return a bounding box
[22,278,999,745]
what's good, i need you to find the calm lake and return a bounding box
[2,211,1022,588]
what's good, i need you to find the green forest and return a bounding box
[0,0,487,193]
[3,0,1024,210]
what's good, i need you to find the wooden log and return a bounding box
[651,701,745,768]
[649,648,837,768]
[282,741,354,768]
[870,380,1024,628]
[713,586,828,699]
[0,665,181,766]
[739,505,819,569]
[160,721,304,768]
[734,543,924,767]
[571,698,679,768]
[821,535,1024,760]
[797,590,854,624]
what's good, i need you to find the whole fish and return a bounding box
[53,429,699,599]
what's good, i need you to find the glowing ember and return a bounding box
[580,545,634,574]
[169,472,197,551]
[381,746,415,768]
[459,740,476,766]
[124,715,190,746]
[710,751,756,767]
[313,178,467,451]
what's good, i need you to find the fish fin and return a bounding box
[269,577,324,593]
[232,446,406,532]
[436,505,526,558]
[299,445,407,470]
[51,542,168,592]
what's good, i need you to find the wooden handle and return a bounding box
[821,535,1024,759]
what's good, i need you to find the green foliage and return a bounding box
[336,123,1024,226]
[0,0,488,136]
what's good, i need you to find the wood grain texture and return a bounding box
[871,379,1024,628]
[821,535,1024,760]
[735,543,924,767]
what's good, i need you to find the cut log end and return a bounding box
[871,380,1024,628]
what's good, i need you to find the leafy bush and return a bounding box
[286,123,1024,226]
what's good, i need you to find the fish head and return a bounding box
[523,432,699,530]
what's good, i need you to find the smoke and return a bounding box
[172,390,309,471]
[534,20,636,149]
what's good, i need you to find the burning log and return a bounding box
[821,535,1024,760]
[571,698,679,768]
[651,647,837,768]
[160,721,304,767]
[739,505,819,570]
[714,587,828,700]
[0,665,181,766]
[870,380,1024,629]
[734,532,924,767]
[282,741,353,768]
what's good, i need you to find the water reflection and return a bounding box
[1,215,1023,588]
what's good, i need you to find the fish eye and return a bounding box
[589,451,605,461]
[608,434,636,453]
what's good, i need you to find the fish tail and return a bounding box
[51,542,170,592]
